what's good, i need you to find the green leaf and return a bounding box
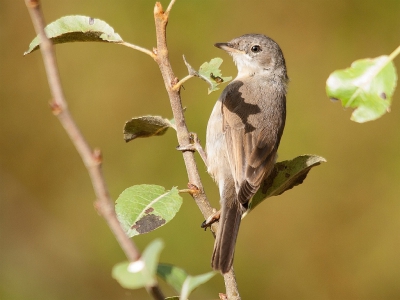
[180,271,216,300]
[245,155,326,215]
[112,239,164,289]
[183,56,232,94]
[123,116,174,142]
[25,15,123,55]
[157,264,217,299]
[326,55,397,123]
[115,185,183,237]
[157,264,188,293]
[165,297,180,300]
[157,264,216,298]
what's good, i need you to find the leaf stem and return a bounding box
[172,74,194,91]
[119,41,156,59]
[388,44,400,62]
[24,0,164,299]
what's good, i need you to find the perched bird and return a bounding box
[206,34,288,273]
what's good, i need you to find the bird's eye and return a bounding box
[251,45,261,53]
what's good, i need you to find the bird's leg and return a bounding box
[201,209,221,230]
[176,132,208,167]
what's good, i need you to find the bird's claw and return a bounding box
[201,209,221,230]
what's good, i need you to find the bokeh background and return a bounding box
[1,0,400,299]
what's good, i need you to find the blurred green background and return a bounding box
[1,0,400,299]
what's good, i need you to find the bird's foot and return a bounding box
[201,209,221,230]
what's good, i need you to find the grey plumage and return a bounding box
[206,34,288,273]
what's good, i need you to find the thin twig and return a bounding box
[119,41,156,59]
[165,0,177,15]
[24,0,164,299]
[153,1,241,298]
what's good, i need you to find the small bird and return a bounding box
[206,34,288,273]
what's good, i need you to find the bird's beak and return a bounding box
[214,43,245,54]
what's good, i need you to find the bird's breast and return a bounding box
[206,100,230,184]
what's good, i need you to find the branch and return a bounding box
[24,1,164,299]
[153,1,241,298]
[153,1,214,220]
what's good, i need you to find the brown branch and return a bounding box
[153,1,214,219]
[152,1,241,298]
[24,1,164,299]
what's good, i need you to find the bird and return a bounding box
[205,33,288,273]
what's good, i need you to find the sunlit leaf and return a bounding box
[25,15,123,55]
[326,55,397,123]
[124,116,174,142]
[112,239,164,289]
[115,185,182,237]
[245,155,326,216]
[183,56,231,94]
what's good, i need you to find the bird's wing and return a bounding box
[221,80,285,205]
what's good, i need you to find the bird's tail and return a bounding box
[211,195,243,273]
